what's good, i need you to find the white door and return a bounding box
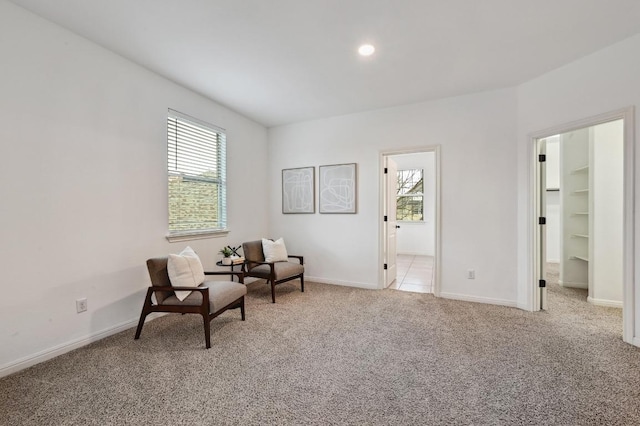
[538,139,548,310]
[385,158,398,287]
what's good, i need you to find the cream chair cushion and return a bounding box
[262,238,288,262]
[249,262,304,280]
[160,281,247,312]
[167,246,205,301]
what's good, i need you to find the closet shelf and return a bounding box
[571,165,589,174]
[561,140,590,288]
[570,255,589,262]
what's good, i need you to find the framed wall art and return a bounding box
[319,163,357,213]
[282,166,315,213]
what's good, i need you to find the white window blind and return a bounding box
[167,109,226,237]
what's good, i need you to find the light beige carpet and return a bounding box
[1,276,638,425]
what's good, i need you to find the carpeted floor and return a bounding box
[1,275,639,425]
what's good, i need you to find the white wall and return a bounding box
[392,152,436,256]
[591,120,624,305]
[268,88,519,305]
[560,128,590,288]
[516,34,640,338]
[0,1,269,375]
[545,191,561,263]
[545,137,561,190]
[545,136,560,263]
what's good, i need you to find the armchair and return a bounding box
[134,257,246,348]
[242,240,304,303]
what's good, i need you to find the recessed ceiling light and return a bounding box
[358,44,375,56]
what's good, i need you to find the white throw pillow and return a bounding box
[262,238,289,263]
[167,246,205,301]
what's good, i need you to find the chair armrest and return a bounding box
[244,258,276,275]
[146,285,210,308]
[244,258,272,265]
[288,255,304,264]
[204,271,245,284]
[149,285,207,292]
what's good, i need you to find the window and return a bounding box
[397,169,423,221]
[167,109,226,240]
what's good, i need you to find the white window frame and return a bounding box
[166,109,227,242]
[397,168,424,222]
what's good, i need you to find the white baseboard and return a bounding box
[439,292,517,308]
[517,301,536,312]
[632,337,640,347]
[306,276,378,290]
[0,313,165,378]
[587,296,623,309]
[559,280,588,289]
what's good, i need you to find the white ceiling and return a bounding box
[10,0,640,127]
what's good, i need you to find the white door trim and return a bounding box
[384,157,398,287]
[529,106,635,345]
[379,145,442,296]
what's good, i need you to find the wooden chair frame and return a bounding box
[243,255,304,303]
[134,271,245,349]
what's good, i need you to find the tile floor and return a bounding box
[388,254,434,293]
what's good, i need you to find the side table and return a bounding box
[215,260,245,282]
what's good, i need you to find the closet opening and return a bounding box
[532,108,634,344]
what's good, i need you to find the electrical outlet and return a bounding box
[467,270,475,279]
[76,298,88,313]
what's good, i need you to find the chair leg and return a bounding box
[134,295,152,340]
[271,280,276,303]
[240,297,246,320]
[134,311,147,340]
[203,314,211,349]
[300,275,304,293]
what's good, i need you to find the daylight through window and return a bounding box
[167,109,226,237]
[397,169,423,221]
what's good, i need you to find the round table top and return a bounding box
[216,259,243,266]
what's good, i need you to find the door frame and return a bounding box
[536,139,548,310]
[379,145,442,295]
[384,157,399,287]
[530,106,635,344]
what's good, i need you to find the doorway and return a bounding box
[380,146,441,295]
[532,108,634,344]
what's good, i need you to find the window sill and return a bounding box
[166,229,229,243]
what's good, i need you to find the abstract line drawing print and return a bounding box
[282,167,315,213]
[319,163,357,213]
